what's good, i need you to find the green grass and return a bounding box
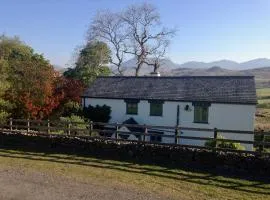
[256,88,270,108]
[0,149,269,200]
[257,88,270,98]
[256,88,270,131]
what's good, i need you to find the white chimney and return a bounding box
[150,71,161,77]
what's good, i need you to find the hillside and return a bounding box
[119,58,270,88]
[119,58,180,76]
[171,66,270,88]
[53,65,67,74]
[171,66,243,76]
[177,58,270,70]
[56,58,270,88]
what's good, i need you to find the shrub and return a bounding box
[257,103,270,109]
[50,101,83,119]
[59,115,88,135]
[62,101,83,117]
[83,104,111,123]
[205,134,245,150]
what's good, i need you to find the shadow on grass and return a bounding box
[0,144,269,196]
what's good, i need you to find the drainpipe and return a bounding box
[176,105,180,126]
[175,105,180,144]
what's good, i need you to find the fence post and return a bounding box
[89,121,93,137]
[0,120,3,145]
[175,126,179,144]
[9,118,13,132]
[259,133,265,154]
[143,126,147,142]
[27,118,30,134]
[47,119,50,134]
[68,123,71,135]
[213,128,218,152]
[38,120,41,134]
[0,121,3,133]
[115,123,119,139]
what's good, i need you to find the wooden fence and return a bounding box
[0,118,270,156]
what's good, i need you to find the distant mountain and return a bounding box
[120,57,180,75]
[53,65,67,74]
[119,58,270,74]
[171,66,270,88]
[177,58,270,70]
[53,57,270,88]
[239,58,270,69]
[171,66,243,76]
[179,60,240,69]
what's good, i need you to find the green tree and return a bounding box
[64,41,111,85]
[0,35,59,119]
[0,59,12,123]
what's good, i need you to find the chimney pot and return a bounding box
[150,71,161,77]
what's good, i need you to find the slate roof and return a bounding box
[82,76,257,105]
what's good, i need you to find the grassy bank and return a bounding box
[0,149,269,200]
[256,88,270,131]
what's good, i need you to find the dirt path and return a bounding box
[0,167,164,200]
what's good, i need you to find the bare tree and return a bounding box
[122,3,175,76]
[143,38,170,73]
[88,11,128,75]
[87,3,176,76]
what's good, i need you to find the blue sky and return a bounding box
[1,0,269,66]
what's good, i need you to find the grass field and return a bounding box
[257,88,270,106]
[256,88,270,98]
[0,149,269,200]
[256,88,270,131]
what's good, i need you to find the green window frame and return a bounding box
[150,102,163,116]
[126,102,138,115]
[194,106,209,123]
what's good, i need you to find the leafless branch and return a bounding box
[87,10,129,75]
[121,3,176,76]
[87,3,176,76]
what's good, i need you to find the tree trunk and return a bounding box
[135,62,143,76]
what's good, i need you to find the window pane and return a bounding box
[126,103,138,115]
[202,107,208,122]
[150,103,163,116]
[194,107,200,122]
[194,106,208,123]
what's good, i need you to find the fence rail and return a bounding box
[0,118,270,155]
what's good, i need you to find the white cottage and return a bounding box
[82,76,257,150]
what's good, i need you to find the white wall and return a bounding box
[84,98,256,150]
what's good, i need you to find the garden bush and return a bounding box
[59,115,88,135]
[257,103,270,109]
[83,104,111,123]
[205,134,245,150]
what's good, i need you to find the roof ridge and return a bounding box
[97,75,254,79]
[83,75,257,105]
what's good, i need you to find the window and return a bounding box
[125,100,138,115]
[193,102,210,123]
[150,102,163,116]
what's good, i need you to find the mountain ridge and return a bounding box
[119,58,270,75]
[177,58,270,70]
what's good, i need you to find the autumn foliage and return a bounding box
[55,77,85,104]
[16,73,85,120]
[6,59,63,119]
[0,35,86,120]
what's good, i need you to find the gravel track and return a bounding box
[0,167,165,200]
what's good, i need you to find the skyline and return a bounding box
[1,0,270,67]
